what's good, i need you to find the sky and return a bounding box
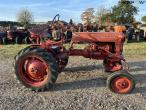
[0,0,146,23]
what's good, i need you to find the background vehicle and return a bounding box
[3,29,29,44]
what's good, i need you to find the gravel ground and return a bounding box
[0,56,146,110]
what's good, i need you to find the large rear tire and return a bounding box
[107,71,135,94]
[15,47,59,91]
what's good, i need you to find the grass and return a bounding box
[123,42,146,58]
[0,42,146,59]
[0,44,28,59]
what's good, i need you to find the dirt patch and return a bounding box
[0,57,146,110]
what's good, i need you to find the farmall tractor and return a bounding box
[14,15,135,94]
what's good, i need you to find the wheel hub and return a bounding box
[116,79,128,89]
[26,59,47,81]
[112,77,132,93]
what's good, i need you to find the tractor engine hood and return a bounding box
[72,32,125,43]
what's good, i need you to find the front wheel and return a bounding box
[107,72,135,94]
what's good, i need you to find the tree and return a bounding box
[141,16,146,23]
[111,0,138,24]
[17,9,33,28]
[95,7,112,26]
[81,8,95,23]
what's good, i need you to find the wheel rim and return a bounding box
[111,76,132,94]
[18,55,50,87]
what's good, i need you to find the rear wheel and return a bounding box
[15,47,58,91]
[107,72,135,94]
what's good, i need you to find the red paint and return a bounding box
[27,32,126,73]
[111,77,132,94]
[18,55,49,87]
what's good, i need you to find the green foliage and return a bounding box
[141,16,146,23]
[111,0,138,24]
[81,0,138,25]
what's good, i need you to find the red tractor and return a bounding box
[14,15,135,94]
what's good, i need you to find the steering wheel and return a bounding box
[51,14,60,27]
[51,14,65,41]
